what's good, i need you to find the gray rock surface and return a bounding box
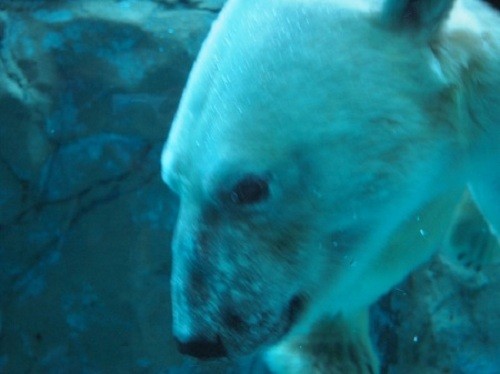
[372,255,500,373]
[0,1,216,372]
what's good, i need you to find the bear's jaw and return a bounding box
[172,291,308,360]
[230,293,307,358]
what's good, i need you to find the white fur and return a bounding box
[162,0,499,371]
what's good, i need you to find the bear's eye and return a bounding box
[230,175,270,205]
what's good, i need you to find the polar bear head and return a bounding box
[161,0,495,360]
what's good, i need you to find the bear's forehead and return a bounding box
[170,3,437,130]
[162,0,448,190]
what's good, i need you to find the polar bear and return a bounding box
[161,0,499,372]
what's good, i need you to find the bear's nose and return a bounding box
[175,335,227,359]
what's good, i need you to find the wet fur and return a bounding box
[162,0,499,372]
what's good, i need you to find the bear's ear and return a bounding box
[381,0,455,38]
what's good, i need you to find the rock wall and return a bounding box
[0,1,498,373]
[0,1,222,372]
[373,255,500,374]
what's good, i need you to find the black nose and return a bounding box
[175,335,227,360]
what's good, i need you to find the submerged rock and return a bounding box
[40,133,149,202]
[0,1,217,372]
[373,255,500,373]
